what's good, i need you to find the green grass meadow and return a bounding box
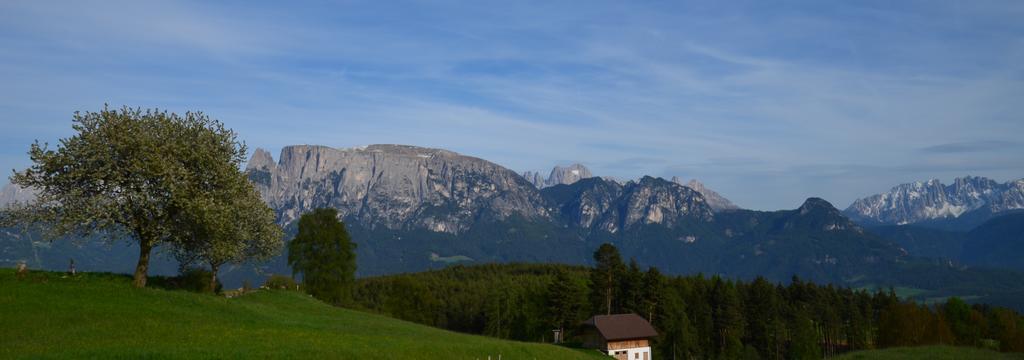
[0,269,605,359]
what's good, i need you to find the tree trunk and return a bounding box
[606,272,613,315]
[209,263,220,294]
[606,288,612,315]
[132,240,153,288]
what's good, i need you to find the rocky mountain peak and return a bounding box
[521,163,593,188]
[601,176,626,185]
[541,177,624,229]
[539,175,715,233]
[598,176,714,233]
[0,183,36,209]
[521,171,545,188]
[949,176,998,196]
[799,197,838,214]
[547,164,592,186]
[670,177,740,212]
[792,197,860,232]
[246,148,276,172]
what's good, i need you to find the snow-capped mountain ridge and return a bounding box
[844,176,1024,226]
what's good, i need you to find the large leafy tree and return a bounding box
[288,208,357,304]
[174,175,283,292]
[9,106,248,288]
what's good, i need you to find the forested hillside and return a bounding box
[353,259,1024,359]
[867,212,1024,274]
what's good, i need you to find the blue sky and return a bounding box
[1,1,1022,210]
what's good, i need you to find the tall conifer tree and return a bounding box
[590,243,625,315]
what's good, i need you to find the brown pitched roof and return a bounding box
[582,314,658,341]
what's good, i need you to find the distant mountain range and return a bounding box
[243,144,737,236]
[3,144,1024,310]
[844,176,1024,230]
[517,163,739,212]
[236,145,1024,297]
[841,175,1024,276]
[246,144,551,233]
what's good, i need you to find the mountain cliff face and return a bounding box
[541,177,623,229]
[670,177,739,212]
[546,164,593,187]
[600,176,714,233]
[521,163,593,188]
[521,171,545,188]
[844,176,1024,227]
[248,145,549,234]
[246,148,276,172]
[540,176,714,232]
[0,183,36,208]
[249,145,718,236]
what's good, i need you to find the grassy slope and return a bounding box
[0,269,605,359]
[838,346,1024,360]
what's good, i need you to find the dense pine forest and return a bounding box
[352,245,1024,359]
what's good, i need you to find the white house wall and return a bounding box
[606,346,651,360]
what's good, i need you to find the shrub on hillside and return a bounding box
[173,268,223,293]
[264,275,299,290]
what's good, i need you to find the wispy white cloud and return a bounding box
[0,0,1021,209]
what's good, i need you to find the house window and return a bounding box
[635,353,639,359]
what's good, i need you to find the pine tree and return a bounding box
[710,277,744,359]
[788,310,821,360]
[641,266,665,322]
[744,277,783,359]
[619,259,644,315]
[688,278,715,359]
[546,269,587,340]
[658,290,698,360]
[590,243,625,315]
